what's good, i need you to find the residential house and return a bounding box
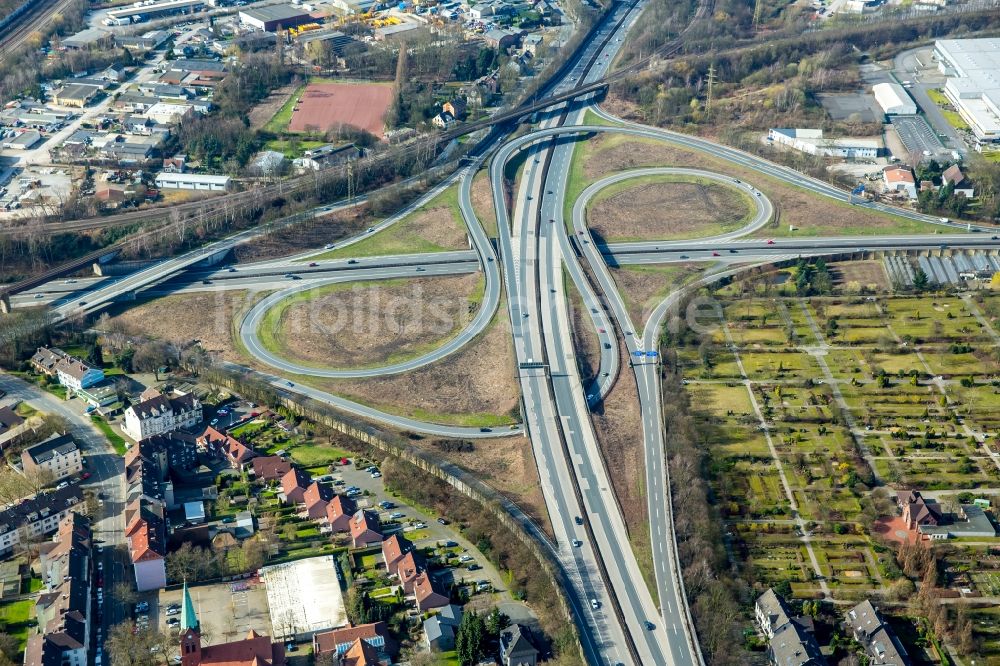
[312,622,394,662]
[178,582,286,666]
[769,620,825,666]
[197,427,256,469]
[21,434,83,482]
[30,348,103,392]
[302,482,334,520]
[25,513,92,666]
[941,164,975,197]
[845,600,910,665]
[125,115,155,135]
[423,605,462,651]
[252,455,292,483]
[162,155,188,173]
[443,97,467,120]
[381,534,412,576]
[756,589,826,666]
[0,484,85,557]
[325,495,357,532]
[0,406,27,446]
[125,500,167,591]
[123,390,202,442]
[281,468,312,505]
[499,624,538,666]
[413,572,449,611]
[883,166,917,199]
[128,431,200,480]
[755,588,793,639]
[349,510,383,548]
[336,638,381,666]
[432,111,456,129]
[396,551,421,593]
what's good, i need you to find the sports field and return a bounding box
[288,82,393,138]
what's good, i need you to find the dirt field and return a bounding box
[290,82,394,138]
[581,134,937,236]
[233,205,373,263]
[307,304,520,426]
[409,435,551,537]
[268,274,482,368]
[610,264,702,329]
[105,290,262,363]
[831,260,890,292]
[471,170,497,236]
[588,177,751,242]
[248,83,299,129]
[396,202,469,251]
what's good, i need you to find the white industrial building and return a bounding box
[935,38,1000,145]
[872,83,917,116]
[105,0,206,25]
[767,129,881,158]
[154,172,231,191]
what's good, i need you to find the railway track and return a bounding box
[0,0,76,54]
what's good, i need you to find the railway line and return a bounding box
[0,0,76,54]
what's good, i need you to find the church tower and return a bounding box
[179,582,202,666]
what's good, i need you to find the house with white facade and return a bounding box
[123,389,202,442]
[21,434,83,482]
[0,484,85,558]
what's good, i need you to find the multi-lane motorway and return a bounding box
[15,0,1000,661]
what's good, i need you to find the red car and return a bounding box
[80,472,91,480]
[766,239,775,245]
[712,251,720,257]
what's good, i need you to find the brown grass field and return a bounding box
[271,274,481,368]
[589,178,751,242]
[289,82,394,138]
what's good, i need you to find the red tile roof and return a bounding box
[198,629,286,666]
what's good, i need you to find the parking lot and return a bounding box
[153,580,272,650]
[332,462,514,596]
[891,114,946,158]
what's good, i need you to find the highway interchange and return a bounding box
[11,0,1000,663]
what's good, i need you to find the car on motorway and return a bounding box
[712,251,720,256]
[228,267,237,272]
[679,254,688,259]
[34,294,44,299]
[324,243,335,249]
[202,279,212,285]
[308,262,318,267]
[644,621,656,630]
[590,598,600,610]
[64,279,77,284]
[347,259,359,264]
[572,539,582,547]
[766,239,775,244]
[415,267,425,272]
[286,381,294,387]
[79,301,87,306]
[367,227,375,233]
